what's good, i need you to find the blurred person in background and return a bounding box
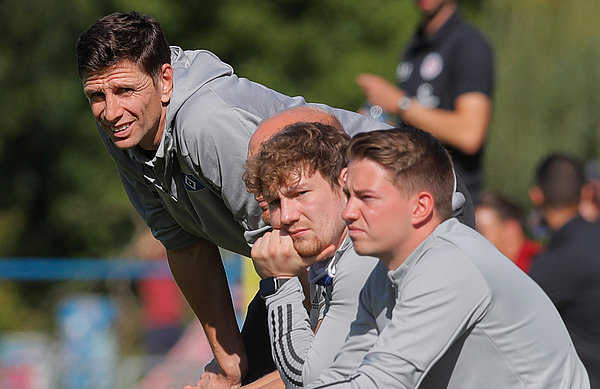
[134,229,186,356]
[529,153,600,388]
[580,159,600,223]
[475,191,542,273]
[356,0,494,203]
[76,10,390,388]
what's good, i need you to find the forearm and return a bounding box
[356,74,490,155]
[400,92,491,155]
[168,240,247,385]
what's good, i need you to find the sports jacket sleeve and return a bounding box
[174,74,312,245]
[266,256,379,388]
[265,277,316,388]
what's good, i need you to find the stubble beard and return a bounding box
[291,218,345,258]
[292,234,328,258]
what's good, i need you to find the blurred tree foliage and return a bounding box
[0,0,598,259]
[481,0,600,207]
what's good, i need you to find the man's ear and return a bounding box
[160,63,174,103]
[529,186,544,207]
[339,167,348,185]
[413,191,435,226]
[581,182,595,202]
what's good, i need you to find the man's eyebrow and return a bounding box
[279,186,302,198]
[351,188,378,196]
[84,89,101,99]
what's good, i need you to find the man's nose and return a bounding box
[280,198,299,225]
[103,94,123,123]
[342,198,358,223]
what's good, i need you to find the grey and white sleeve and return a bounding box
[265,277,317,388]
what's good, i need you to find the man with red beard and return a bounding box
[242,122,385,388]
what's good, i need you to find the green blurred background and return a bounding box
[1,0,599,330]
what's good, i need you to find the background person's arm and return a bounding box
[355,74,491,155]
[168,239,247,387]
[400,92,491,155]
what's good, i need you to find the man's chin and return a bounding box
[293,239,324,259]
[352,241,375,257]
[110,137,137,150]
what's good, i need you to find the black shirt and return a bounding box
[397,11,494,203]
[529,216,600,388]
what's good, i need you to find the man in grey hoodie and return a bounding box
[307,128,589,388]
[76,10,392,387]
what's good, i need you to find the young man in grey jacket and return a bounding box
[240,122,386,389]
[306,128,590,388]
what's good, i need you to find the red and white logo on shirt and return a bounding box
[420,52,444,81]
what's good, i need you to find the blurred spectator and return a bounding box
[580,159,600,223]
[356,0,494,203]
[475,191,541,273]
[529,153,600,388]
[134,229,186,355]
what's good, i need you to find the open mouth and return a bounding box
[111,123,132,134]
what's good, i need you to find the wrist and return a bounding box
[396,95,413,117]
[259,276,293,299]
[218,359,245,388]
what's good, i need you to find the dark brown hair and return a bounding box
[76,11,171,82]
[535,153,585,208]
[478,191,524,225]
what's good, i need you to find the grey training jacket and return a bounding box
[98,47,390,254]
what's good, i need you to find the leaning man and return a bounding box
[76,10,386,387]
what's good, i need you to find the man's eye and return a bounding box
[88,92,104,101]
[359,194,375,202]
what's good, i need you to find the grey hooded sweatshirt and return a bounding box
[97,47,388,255]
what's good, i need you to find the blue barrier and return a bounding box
[0,257,242,281]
